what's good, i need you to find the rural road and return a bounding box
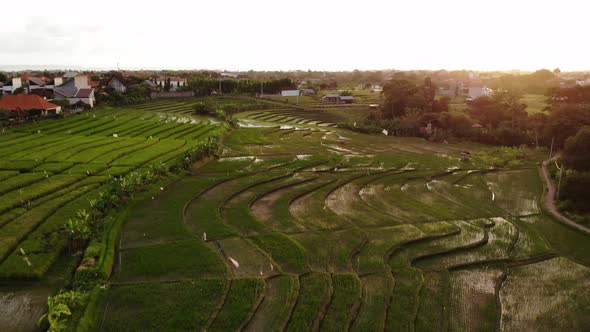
[540,154,590,235]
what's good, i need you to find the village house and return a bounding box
[370,84,383,92]
[462,82,493,99]
[155,77,187,92]
[105,74,128,93]
[27,77,56,99]
[53,75,96,108]
[1,78,23,95]
[438,81,493,99]
[0,94,61,117]
[280,88,300,97]
[321,93,355,104]
[28,77,53,91]
[300,88,316,96]
[141,80,159,91]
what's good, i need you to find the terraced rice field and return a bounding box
[92,108,590,331]
[0,99,229,330]
[2,97,589,331]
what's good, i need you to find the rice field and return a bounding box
[1,96,589,331]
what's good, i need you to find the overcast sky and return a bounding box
[1,0,588,71]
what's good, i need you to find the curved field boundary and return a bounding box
[166,124,204,140]
[0,183,98,264]
[411,223,490,271]
[119,121,163,137]
[248,176,319,233]
[243,274,300,332]
[385,230,461,332]
[320,273,363,331]
[324,169,408,226]
[204,278,232,331]
[237,279,267,331]
[285,272,331,331]
[314,273,334,331]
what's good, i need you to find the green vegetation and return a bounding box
[2,95,589,331]
[320,273,361,331]
[209,278,264,331]
[102,279,224,331]
[286,273,330,331]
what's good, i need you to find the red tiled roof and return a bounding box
[19,73,33,80]
[88,79,98,88]
[0,94,59,111]
[76,89,94,98]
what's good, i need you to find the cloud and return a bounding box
[0,17,101,59]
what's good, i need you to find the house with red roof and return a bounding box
[0,94,61,117]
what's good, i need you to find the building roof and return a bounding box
[107,73,128,87]
[76,88,94,98]
[54,86,77,98]
[340,96,355,100]
[142,80,158,87]
[88,79,98,88]
[28,77,47,86]
[0,94,59,111]
[323,93,340,98]
[63,71,79,78]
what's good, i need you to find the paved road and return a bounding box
[540,155,590,235]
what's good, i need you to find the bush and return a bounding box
[560,171,590,214]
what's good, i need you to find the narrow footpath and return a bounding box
[540,154,590,235]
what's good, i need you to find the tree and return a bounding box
[545,104,590,147]
[528,112,549,147]
[0,72,7,83]
[563,126,590,171]
[381,79,418,118]
[438,112,473,136]
[194,102,213,115]
[560,171,590,213]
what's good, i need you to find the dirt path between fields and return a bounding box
[540,154,590,235]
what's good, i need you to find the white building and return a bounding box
[281,89,300,97]
[106,75,127,93]
[1,78,23,95]
[53,75,96,108]
[156,77,187,92]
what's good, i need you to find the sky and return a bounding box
[0,0,588,72]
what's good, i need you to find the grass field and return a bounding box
[1,96,589,331]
